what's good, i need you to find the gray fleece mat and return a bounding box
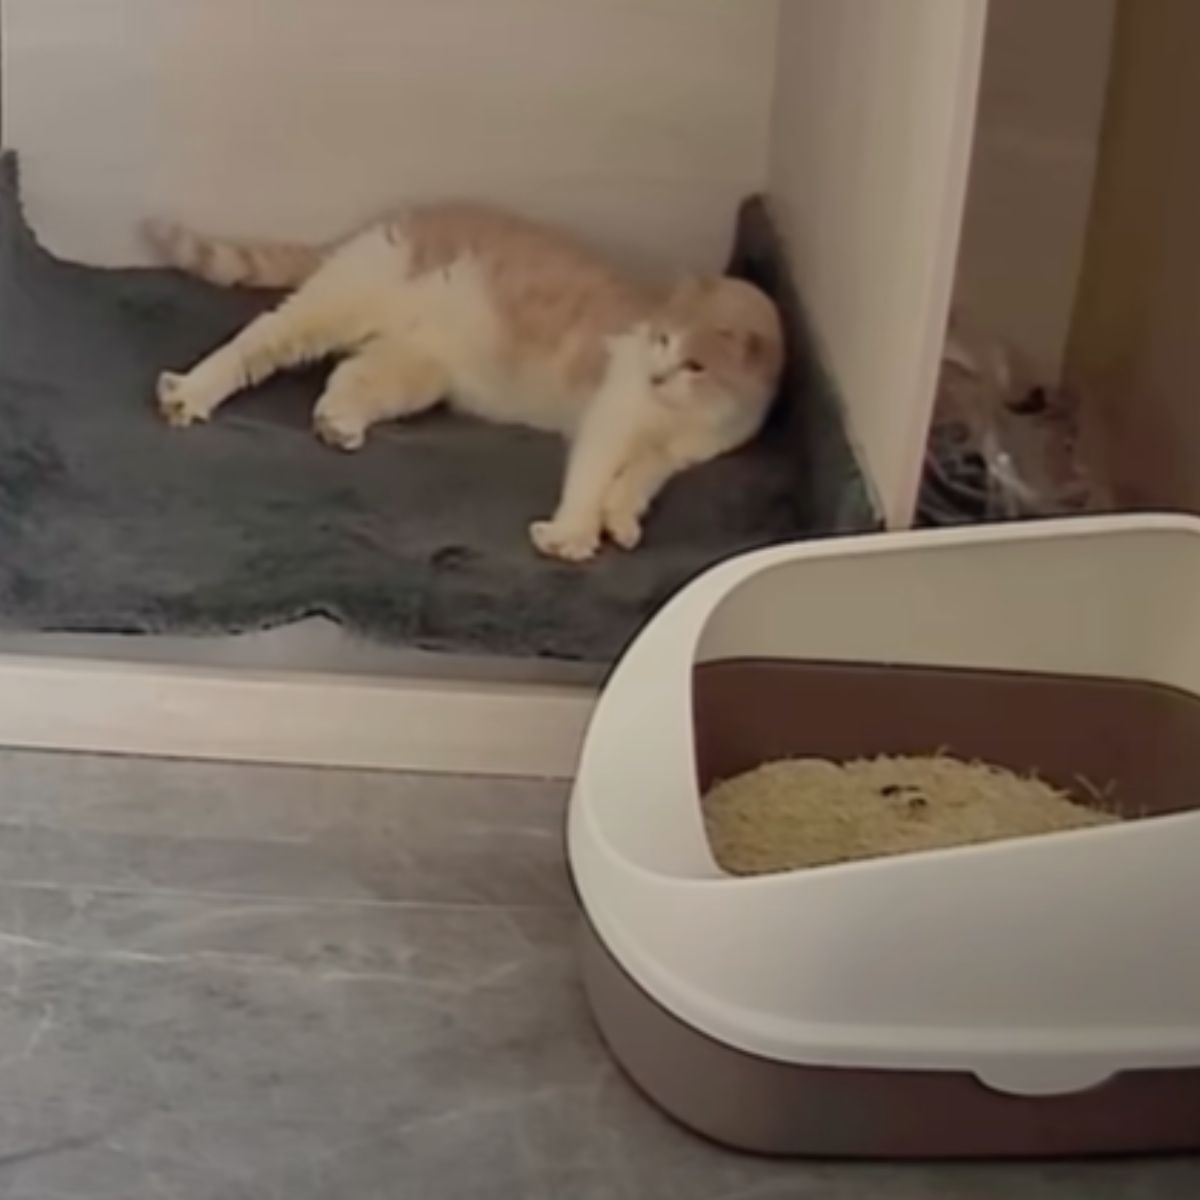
[0,152,810,660]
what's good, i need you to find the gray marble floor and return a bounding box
[0,750,1193,1199]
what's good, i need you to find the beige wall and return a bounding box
[1,0,778,274]
[768,0,987,527]
[1066,0,1200,511]
[954,0,1116,379]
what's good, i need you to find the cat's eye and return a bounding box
[684,359,704,373]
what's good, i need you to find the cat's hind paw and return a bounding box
[157,372,211,428]
[530,519,600,564]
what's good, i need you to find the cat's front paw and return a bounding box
[313,409,367,452]
[530,519,600,564]
[156,372,211,428]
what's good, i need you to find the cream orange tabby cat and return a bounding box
[147,205,784,562]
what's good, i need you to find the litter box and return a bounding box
[568,514,1200,1158]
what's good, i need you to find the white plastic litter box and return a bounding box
[569,514,1200,1157]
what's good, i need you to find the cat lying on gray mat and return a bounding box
[147,204,783,563]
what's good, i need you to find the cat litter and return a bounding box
[702,754,1117,875]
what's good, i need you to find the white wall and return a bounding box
[1,0,778,274]
[954,0,1116,379]
[6,0,994,529]
[768,0,987,528]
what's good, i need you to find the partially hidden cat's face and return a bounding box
[645,277,784,411]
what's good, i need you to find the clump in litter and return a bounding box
[703,755,1118,876]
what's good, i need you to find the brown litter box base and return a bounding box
[581,918,1200,1159]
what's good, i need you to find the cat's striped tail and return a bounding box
[142,219,327,289]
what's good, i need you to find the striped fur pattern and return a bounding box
[148,204,784,562]
[143,219,327,289]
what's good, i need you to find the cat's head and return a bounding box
[645,277,784,411]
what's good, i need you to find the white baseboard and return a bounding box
[0,652,596,780]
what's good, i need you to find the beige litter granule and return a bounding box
[703,755,1118,876]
